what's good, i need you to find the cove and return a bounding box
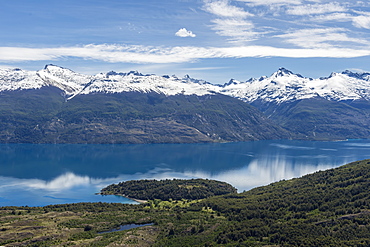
[0,139,369,207]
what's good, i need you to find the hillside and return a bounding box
[199,158,370,246]
[256,98,370,140]
[0,88,289,144]
[1,65,370,142]
[221,68,370,140]
[2,159,370,246]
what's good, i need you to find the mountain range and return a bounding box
[1,64,369,143]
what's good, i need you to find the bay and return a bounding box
[0,139,369,207]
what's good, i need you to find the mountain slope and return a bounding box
[197,159,370,246]
[220,68,370,140]
[1,65,370,142]
[260,98,370,140]
[0,88,289,144]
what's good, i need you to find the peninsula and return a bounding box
[100,178,237,201]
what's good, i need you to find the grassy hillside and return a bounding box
[2,159,370,246]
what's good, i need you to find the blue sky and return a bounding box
[1,0,370,84]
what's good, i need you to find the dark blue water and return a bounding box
[0,140,369,207]
[98,223,154,234]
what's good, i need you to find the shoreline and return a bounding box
[96,193,148,204]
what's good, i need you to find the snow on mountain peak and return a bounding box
[80,69,218,96]
[36,65,92,99]
[341,70,370,81]
[0,67,45,91]
[273,67,293,77]
[220,68,370,103]
[1,65,370,103]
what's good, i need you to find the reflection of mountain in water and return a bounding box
[0,139,370,206]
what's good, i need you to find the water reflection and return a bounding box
[0,162,331,207]
[0,140,369,206]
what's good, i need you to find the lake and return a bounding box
[0,139,369,207]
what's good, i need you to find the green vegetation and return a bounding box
[0,89,289,144]
[100,178,237,200]
[200,159,370,245]
[256,98,370,140]
[3,159,370,246]
[2,87,370,143]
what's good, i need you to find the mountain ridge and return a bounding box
[1,65,370,143]
[2,65,370,103]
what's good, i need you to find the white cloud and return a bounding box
[276,28,370,48]
[310,10,370,30]
[312,12,353,22]
[175,28,196,37]
[203,0,253,18]
[236,0,302,6]
[217,45,370,58]
[353,14,370,29]
[286,3,346,15]
[203,0,257,43]
[1,43,370,66]
[0,47,59,61]
[211,18,256,42]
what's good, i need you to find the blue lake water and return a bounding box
[0,139,369,207]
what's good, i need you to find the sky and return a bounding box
[1,0,370,84]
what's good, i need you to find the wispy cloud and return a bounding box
[1,43,370,66]
[276,28,370,49]
[210,18,256,42]
[204,0,253,17]
[184,66,229,71]
[237,0,302,6]
[286,2,346,15]
[312,11,370,30]
[175,28,196,37]
[312,12,353,22]
[352,13,370,29]
[203,0,257,43]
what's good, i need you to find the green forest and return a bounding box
[100,178,237,200]
[2,159,370,246]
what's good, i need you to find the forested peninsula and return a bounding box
[100,178,237,201]
[2,159,370,246]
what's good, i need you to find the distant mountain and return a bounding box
[1,65,370,143]
[220,67,370,103]
[0,65,289,144]
[3,65,370,103]
[0,64,219,100]
[220,68,370,140]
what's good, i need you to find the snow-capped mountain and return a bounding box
[220,68,370,103]
[0,68,46,91]
[1,65,370,103]
[1,65,370,143]
[0,65,219,100]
